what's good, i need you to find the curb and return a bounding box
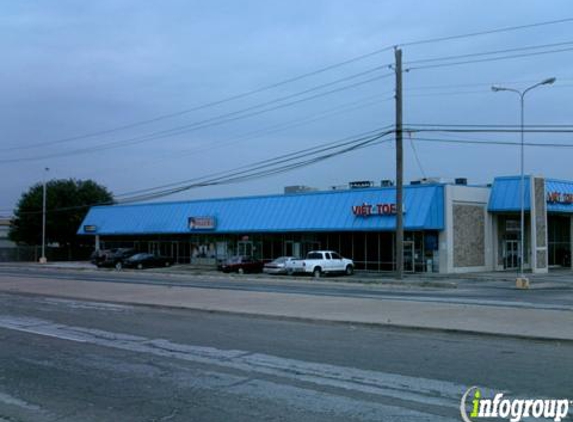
[1,289,569,343]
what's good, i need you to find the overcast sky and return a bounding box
[1,1,572,214]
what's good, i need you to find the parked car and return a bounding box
[263,256,297,275]
[218,256,264,274]
[123,253,172,270]
[91,248,137,270]
[285,250,354,277]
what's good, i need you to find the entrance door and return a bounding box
[403,241,415,273]
[504,240,519,269]
[238,241,253,257]
[285,241,301,258]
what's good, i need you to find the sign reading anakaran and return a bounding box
[188,216,216,230]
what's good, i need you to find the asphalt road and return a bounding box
[0,291,571,421]
[1,266,573,311]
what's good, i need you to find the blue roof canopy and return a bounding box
[489,176,573,214]
[488,176,531,212]
[78,185,445,236]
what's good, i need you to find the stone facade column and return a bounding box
[570,217,573,270]
[438,185,452,274]
[530,176,549,273]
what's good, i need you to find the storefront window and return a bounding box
[548,216,571,267]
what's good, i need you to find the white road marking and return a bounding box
[36,297,134,312]
[0,315,487,412]
[0,392,40,411]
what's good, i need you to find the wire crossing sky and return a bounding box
[1,1,572,214]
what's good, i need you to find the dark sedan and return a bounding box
[123,253,172,270]
[218,256,264,274]
[91,248,136,270]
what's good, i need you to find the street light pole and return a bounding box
[40,167,50,263]
[492,77,556,286]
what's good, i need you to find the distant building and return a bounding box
[0,217,15,248]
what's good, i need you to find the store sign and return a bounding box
[188,216,216,230]
[83,225,97,233]
[505,220,520,232]
[349,180,374,189]
[352,203,402,217]
[547,191,573,205]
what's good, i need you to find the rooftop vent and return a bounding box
[284,185,317,194]
[410,177,445,185]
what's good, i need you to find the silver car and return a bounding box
[263,256,297,275]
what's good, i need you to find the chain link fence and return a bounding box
[0,246,93,262]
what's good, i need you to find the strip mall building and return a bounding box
[78,175,573,274]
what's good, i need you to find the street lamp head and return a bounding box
[491,86,504,92]
[541,77,556,86]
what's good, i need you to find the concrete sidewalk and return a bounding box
[0,273,572,342]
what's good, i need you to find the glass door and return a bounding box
[238,241,254,257]
[285,241,301,258]
[403,241,415,273]
[504,240,519,269]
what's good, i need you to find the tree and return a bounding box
[9,179,113,247]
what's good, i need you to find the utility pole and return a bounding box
[394,47,404,280]
[40,167,49,264]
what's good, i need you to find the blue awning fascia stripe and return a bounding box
[78,184,446,235]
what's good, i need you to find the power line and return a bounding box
[406,77,573,92]
[406,132,427,179]
[406,89,492,98]
[412,136,573,148]
[0,73,394,163]
[405,40,573,65]
[5,17,573,153]
[11,125,573,214]
[2,54,398,152]
[115,127,394,199]
[405,86,572,98]
[408,46,573,71]
[117,133,394,204]
[406,123,573,128]
[121,93,395,170]
[405,126,573,133]
[15,128,394,213]
[1,65,391,154]
[400,17,573,48]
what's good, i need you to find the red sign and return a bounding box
[352,203,400,217]
[547,192,573,205]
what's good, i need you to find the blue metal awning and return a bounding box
[489,176,573,214]
[78,184,446,236]
[488,176,531,212]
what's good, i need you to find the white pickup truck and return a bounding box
[285,250,354,277]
